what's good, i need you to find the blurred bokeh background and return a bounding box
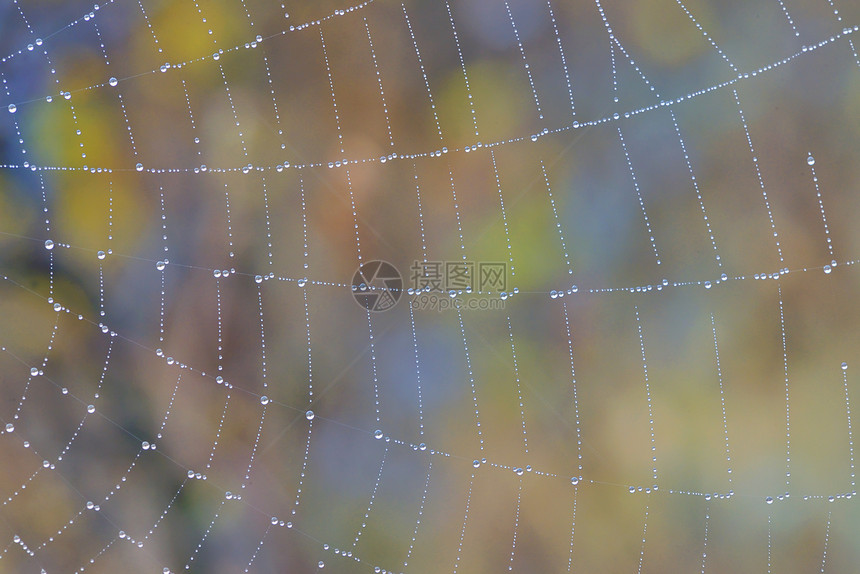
[2,0,860,572]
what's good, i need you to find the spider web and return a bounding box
[1,0,860,572]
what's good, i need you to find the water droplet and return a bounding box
[97,251,106,260]
[824,265,832,274]
[473,459,480,468]
[629,486,636,493]
[30,367,39,376]
[135,163,144,172]
[842,362,848,370]
[807,155,815,166]
[109,77,118,87]
[765,496,774,504]
[5,423,14,433]
[87,405,95,414]
[156,261,166,271]
[305,410,315,421]
[318,561,325,569]
[298,278,307,287]
[255,275,263,284]
[260,396,269,405]
[142,441,150,450]
[571,477,579,485]
[44,240,54,250]
[374,429,383,439]
[7,103,17,114]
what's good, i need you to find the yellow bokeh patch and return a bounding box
[625,0,717,68]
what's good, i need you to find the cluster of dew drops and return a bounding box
[763,360,852,505]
